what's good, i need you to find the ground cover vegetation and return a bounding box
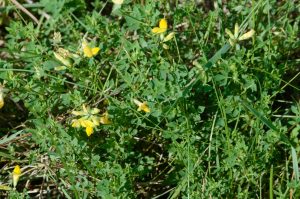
[0,0,299,198]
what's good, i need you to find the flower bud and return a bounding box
[12,165,21,188]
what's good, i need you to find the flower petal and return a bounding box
[225,28,235,40]
[90,116,100,126]
[159,18,168,29]
[71,119,81,128]
[83,47,93,58]
[91,108,100,114]
[133,99,142,106]
[54,66,67,71]
[162,43,169,49]
[53,52,72,67]
[91,47,100,56]
[80,119,94,128]
[140,102,150,113]
[100,112,111,124]
[82,104,89,113]
[152,19,167,34]
[13,165,21,175]
[151,27,159,33]
[82,41,99,58]
[72,110,85,116]
[134,99,150,112]
[163,32,175,42]
[238,29,255,41]
[86,126,93,136]
[158,28,167,34]
[229,38,235,47]
[234,23,239,38]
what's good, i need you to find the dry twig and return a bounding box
[10,0,39,24]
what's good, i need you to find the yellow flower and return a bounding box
[0,88,4,109]
[72,118,96,136]
[82,40,100,58]
[12,165,21,188]
[225,23,255,46]
[80,119,95,136]
[152,18,168,34]
[71,104,102,136]
[100,111,112,124]
[133,99,151,113]
[152,19,174,49]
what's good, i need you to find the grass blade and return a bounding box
[183,43,231,96]
[291,147,299,181]
[269,165,273,199]
[239,98,292,146]
[204,43,231,69]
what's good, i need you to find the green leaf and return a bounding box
[0,151,16,160]
[0,131,22,145]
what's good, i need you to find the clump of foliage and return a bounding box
[0,0,299,198]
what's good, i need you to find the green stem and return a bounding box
[269,165,273,199]
[0,68,89,89]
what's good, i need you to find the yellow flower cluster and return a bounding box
[64,18,255,139]
[53,38,100,70]
[70,99,151,136]
[71,104,111,136]
[225,23,255,46]
[152,18,175,49]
